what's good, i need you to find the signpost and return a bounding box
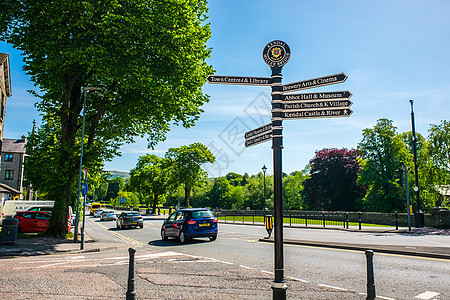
[207,40,353,300]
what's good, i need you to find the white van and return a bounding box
[0,200,54,225]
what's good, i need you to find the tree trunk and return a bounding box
[46,83,82,238]
[184,185,191,208]
[152,194,158,215]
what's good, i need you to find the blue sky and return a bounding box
[2,0,450,178]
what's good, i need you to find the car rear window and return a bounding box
[190,210,213,219]
[124,212,140,217]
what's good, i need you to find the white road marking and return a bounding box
[318,283,347,291]
[286,276,309,283]
[415,291,440,299]
[377,295,395,300]
[239,265,255,270]
[261,270,274,275]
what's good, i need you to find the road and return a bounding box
[91,214,449,300]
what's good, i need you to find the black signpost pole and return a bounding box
[271,65,287,299]
[209,40,350,300]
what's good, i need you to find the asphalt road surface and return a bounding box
[91,214,449,300]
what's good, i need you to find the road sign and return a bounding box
[281,91,352,101]
[245,132,272,148]
[282,100,352,111]
[81,182,88,197]
[282,73,347,93]
[281,108,353,119]
[207,75,272,86]
[244,123,272,139]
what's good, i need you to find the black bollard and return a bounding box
[126,247,137,300]
[358,211,362,230]
[395,211,398,230]
[365,250,376,300]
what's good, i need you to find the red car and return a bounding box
[13,211,71,233]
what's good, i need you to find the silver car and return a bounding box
[100,211,117,221]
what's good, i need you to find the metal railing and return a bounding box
[216,210,419,229]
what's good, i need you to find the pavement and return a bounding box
[0,218,448,300]
[1,219,449,259]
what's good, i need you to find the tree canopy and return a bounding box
[357,119,412,212]
[165,142,215,207]
[303,148,363,211]
[1,0,213,237]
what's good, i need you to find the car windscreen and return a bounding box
[190,210,213,219]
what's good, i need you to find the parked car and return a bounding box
[100,211,117,221]
[26,206,53,213]
[161,208,218,243]
[13,211,71,233]
[116,211,143,229]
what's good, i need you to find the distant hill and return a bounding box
[107,170,130,179]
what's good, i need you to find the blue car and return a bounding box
[161,208,218,243]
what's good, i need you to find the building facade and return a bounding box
[0,53,12,145]
[0,137,28,199]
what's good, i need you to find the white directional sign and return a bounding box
[207,75,272,86]
[282,108,353,119]
[282,73,347,93]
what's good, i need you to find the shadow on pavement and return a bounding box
[148,238,210,247]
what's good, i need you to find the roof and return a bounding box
[176,208,210,212]
[1,138,27,154]
[0,183,20,194]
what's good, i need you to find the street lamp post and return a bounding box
[262,164,267,210]
[409,100,424,227]
[74,87,102,245]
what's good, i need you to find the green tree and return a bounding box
[243,174,273,210]
[425,120,450,207]
[207,177,243,209]
[303,148,364,211]
[357,119,412,212]
[1,0,213,237]
[118,190,139,208]
[129,154,170,213]
[105,177,124,203]
[165,143,215,207]
[283,170,308,210]
[225,172,244,187]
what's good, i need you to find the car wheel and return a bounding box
[139,225,143,229]
[179,231,187,243]
[209,235,217,242]
[161,229,168,241]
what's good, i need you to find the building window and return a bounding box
[5,170,13,180]
[4,154,13,162]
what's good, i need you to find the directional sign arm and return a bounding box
[207,75,272,86]
[282,73,347,93]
